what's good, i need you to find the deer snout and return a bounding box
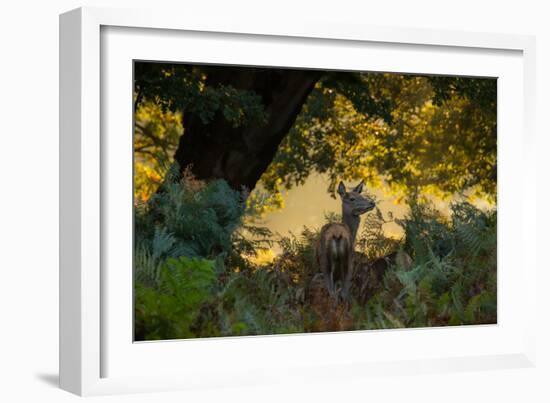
[353,200,375,215]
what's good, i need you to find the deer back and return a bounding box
[317,222,352,258]
[316,223,353,293]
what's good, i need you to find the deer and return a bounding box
[316,181,376,300]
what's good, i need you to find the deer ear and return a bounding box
[337,181,346,197]
[353,181,365,193]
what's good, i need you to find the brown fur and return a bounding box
[314,181,375,301]
[316,223,354,299]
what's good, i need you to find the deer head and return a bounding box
[337,181,375,243]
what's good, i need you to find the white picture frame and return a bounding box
[59,6,537,396]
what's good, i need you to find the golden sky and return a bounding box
[252,174,405,253]
[251,173,494,259]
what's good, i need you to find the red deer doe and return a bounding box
[316,181,375,300]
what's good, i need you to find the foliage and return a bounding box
[134,101,182,202]
[134,63,497,204]
[134,63,267,127]
[134,172,301,340]
[352,199,497,329]
[356,205,401,260]
[135,166,247,260]
[261,74,496,201]
[135,256,216,340]
[134,175,497,340]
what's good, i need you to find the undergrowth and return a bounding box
[134,171,497,340]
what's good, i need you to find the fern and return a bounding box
[136,168,247,262]
[134,169,497,339]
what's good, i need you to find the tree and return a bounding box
[134,64,393,190]
[174,67,322,190]
[261,74,496,201]
[134,62,496,202]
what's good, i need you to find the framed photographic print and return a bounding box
[60,6,537,396]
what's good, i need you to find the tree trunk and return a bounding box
[173,67,322,191]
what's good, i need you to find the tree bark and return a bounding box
[173,67,322,191]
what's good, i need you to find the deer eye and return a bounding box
[349,197,355,201]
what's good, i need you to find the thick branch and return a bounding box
[173,67,323,191]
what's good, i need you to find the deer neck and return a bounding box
[342,210,360,245]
